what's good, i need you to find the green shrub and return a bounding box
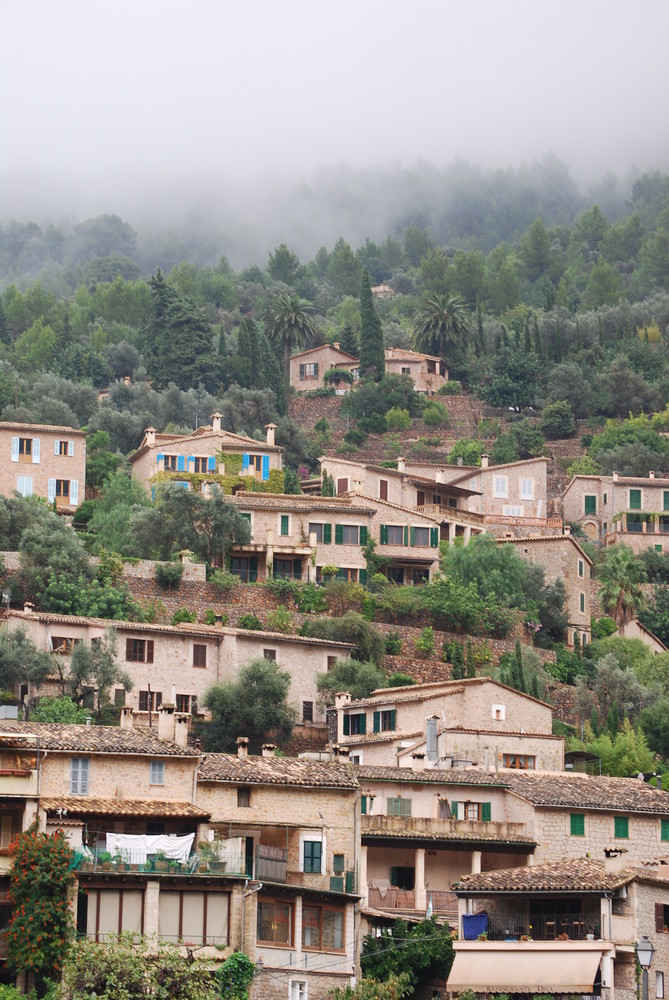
[384,632,402,655]
[359,413,388,434]
[438,380,461,395]
[295,583,328,614]
[266,578,301,603]
[414,626,436,657]
[203,608,217,625]
[344,428,368,447]
[238,612,263,630]
[422,402,449,427]
[265,605,293,633]
[171,606,196,625]
[210,569,240,595]
[386,672,415,688]
[385,407,412,431]
[155,562,184,589]
[539,400,576,438]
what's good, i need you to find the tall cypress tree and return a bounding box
[359,268,384,380]
[533,318,543,359]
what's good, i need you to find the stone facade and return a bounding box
[0,421,86,510]
[563,471,669,552]
[384,347,448,393]
[503,533,593,645]
[289,343,359,392]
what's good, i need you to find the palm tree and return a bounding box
[597,544,647,626]
[412,293,471,358]
[264,293,318,381]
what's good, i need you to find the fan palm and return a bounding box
[597,544,647,626]
[412,293,471,358]
[264,293,318,380]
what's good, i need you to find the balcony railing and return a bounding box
[0,769,38,796]
[367,886,457,913]
[362,814,530,842]
[73,848,245,876]
[476,912,599,941]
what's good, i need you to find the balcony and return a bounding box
[362,814,532,844]
[416,505,485,528]
[463,909,601,942]
[0,768,38,797]
[73,847,245,877]
[367,886,457,913]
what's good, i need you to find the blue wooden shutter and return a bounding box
[177,455,185,471]
[208,456,216,471]
[262,455,270,481]
[187,455,195,468]
[242,453,250,473]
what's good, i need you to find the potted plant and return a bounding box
[153,850,169,872]
[98,851,113,871]
[168,859,180,873]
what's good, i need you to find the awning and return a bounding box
[448,943,605,993]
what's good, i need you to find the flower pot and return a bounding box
[154,861,168,872]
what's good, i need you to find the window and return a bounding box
[389,865,414,889]
[150,761,164,785]
[263,649,277,661]
[55,479,69,499]
[191,457,209,473]
[159,889,229,946]
[494,476,508,498]
[570,812,585,836]
[303,840,322,874]
[580,592,585,613]
[343,712,366,736]
[503,505,523,517]
[309,522,331,543]
[584,495,597,515]
[274,557,301,580]
[629,489,642,510]
[55,439,74,456]
[302,701,314,723]
[114,688,126,706]
[327,656,338,671]
[333,853,345,874]
[387,797,412,817]
[578,559,584,578]
[126,638,154,663]
[291,981,308,1000]
[163,455,178,470]
[492,703,506,720]
[411,526,429,547]
[193,644,207,668]
[336,478,349,495]
[280,514,290,536]
[656,903,669,933]
[379,478,389,500]
[70,758,89,795]
[614,815,629,839]
[381,525,405,545]
[85,887,144,941]
[11,436,39,464]
[503,754,536,770]
[656,545,664,554]
[373,709,396,732]
[230,556,258,582]
[175,694,192,713]
[603,492,608,506]
[401,366,411,374]
[661,819,669,841]
[520,478,534,500]
[657,973,665,999]
[299,362,319,381]
[237,787,251,807]
[302,905,344,950]
[16,476,32,496]
[139,690,162,712]
[336,524,359,544]
[416,490,426,506]
[51,636,79,654]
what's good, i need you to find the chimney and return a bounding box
[265,422,277,447]
[564,524,571,536]
[158,703,176,743]
[123,375,131,385]
[335,692,352,710]
[613,471,619,481]
[411,751,426,772]
[23,601,34,615]
[481,454,489,469]
[426,715,438,762]
[174,713,190,748]
[333,341,340,350]
[397,456,406,473]
[236,736,249,759]
[120,706,134,730]
[603,846,629,873]
[262,743,277,758]
[338,746,350,759]
[436,468,446,484]
[649,471,655,479]
[145,427,156,448]
[210,412,222,433]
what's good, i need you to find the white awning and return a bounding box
[448,942,606,993]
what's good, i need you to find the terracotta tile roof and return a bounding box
[342,491,476,522]
[453,858,634,894]
[232,492,374,515]
[319,458,479,495]
[564,475,669,493]
[41,796,209,818]
[291,345,359,362]
[130,427,282,461]
[199,754,359,789]
[346,677,551,711]
[384,348,441,363]
[0,421,85,435]
[355,765,510,787]
[341,729,425,746]
[0,721,199,756]
[502,535,593,564]
[449,456,549,485]
[504,771,669,815]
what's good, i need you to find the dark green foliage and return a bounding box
[640,548,669,584]
[265,292,318,380]
[301,611,385,665]
[480,345,541,409]
[316,658,386,708]
[238,613,263,630]
[359,268,385,379]
[384,633,402,655]
[143,270,218,391]
[360,917,454,995]
[386,672,415,687]
[216,951,256,1000]
[0,627,53,692]
[591,616,619,639]
[171,606,196,625]
[31,697,89,723]
[539,400,576,438]
[640,699,669,757]
[69,632,132,716]
[154,562,184,589]
[85,430,123,490]
[202,658,296,753]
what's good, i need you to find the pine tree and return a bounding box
[451,641,464,680]
[590,706,600,736]
[359,268,384,380]
[322,471,335,496]
[339,323,359,358]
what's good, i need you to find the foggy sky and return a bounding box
[2,0,669,230]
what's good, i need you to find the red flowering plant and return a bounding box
[5,824,75,992]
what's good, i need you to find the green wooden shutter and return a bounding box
[359,568,367,585]
[380,525,388,545]
[280,514,289,535]
[335,524,343,545]
[343,715,350,736]
[373,711,380,733]
[359,525,368,546]
[629,489,641,510]
[314,363,319,377]
[451,801,459,820]
[359,713,367,735]
[403,525,409,546]
[410,527,416,546]
[430,527,439,548]
[390,866,398,886]
[664,492,669,512]
[299,364,305,380]
[614,816,629,839]
[361,795,367,815]
[323,523,332,544]
[388,709,396,731]
[570,813,585,836]
[584,495,596,515]
[481,802,491,822]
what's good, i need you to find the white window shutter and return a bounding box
[70,480,79,505]
[68,440,74,456]
[54,439,60,456]
[47,479,56,502]
[11,438,19,462]
[32,438,40,463]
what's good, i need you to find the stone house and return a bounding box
[617,618,667,653]
[197,742,360,997]
[129,415,283,497]
[563,471,669,552]
[383,348,448,393]
[502,533,593,646]
[450,855,669,1000]
[0,421,86,510]
[335,678,563,771]
[289,343,359,393]
[5,610,353,728]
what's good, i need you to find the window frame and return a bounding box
[387,797,412,817]
[300,834,324,874]
[126,638,154,663]
[570,812,585,837]
[584,494,597,515]
[494,475,508,499]
[520,478,534,500]
[301,903,345,952]
[70,757,90,795]
[629,488,642,510]
[150,760,165,785]
[192,643,207,668]
[614,815,629,839]
[256,897,294,947]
